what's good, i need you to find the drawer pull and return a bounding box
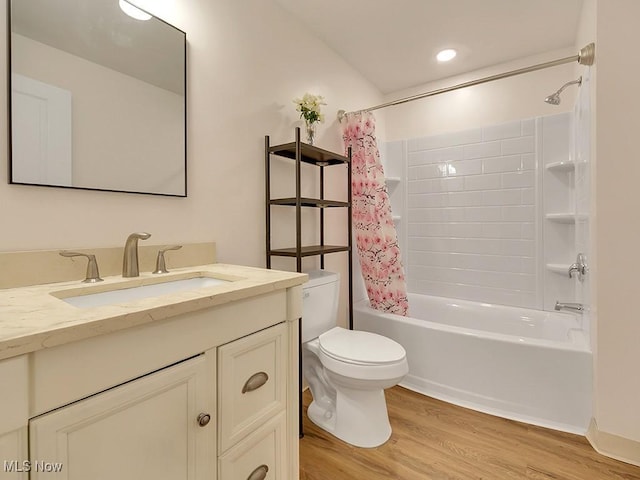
[247,464,269,480]
[242,371,269,393]
[197,413,211,427]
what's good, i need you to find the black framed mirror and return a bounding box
[8,0,187,196]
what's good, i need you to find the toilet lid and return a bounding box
[318,327,406,365]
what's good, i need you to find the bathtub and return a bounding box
[354,294,592,434]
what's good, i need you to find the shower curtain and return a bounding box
[341,112,408,315]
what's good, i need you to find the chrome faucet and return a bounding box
[554,301,584,313]
[568,253,588,281]
[122,232,151,277]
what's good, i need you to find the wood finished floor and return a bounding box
[299,387,640,480]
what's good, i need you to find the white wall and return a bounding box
[383,48,576,142]
[0,0,382,325]
[590,0,640,458]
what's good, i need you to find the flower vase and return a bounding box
[305,121,316,146]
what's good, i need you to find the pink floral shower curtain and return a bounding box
[341,112,409,316]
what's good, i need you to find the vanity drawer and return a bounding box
[218,411,286,480]
[218,322,287,453]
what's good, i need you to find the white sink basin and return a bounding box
[61,277,230,308]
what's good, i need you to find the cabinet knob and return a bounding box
[242,372,269,394]
[247,464,269,480]
[197,413,211,427]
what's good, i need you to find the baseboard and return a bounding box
[587,418,640,467]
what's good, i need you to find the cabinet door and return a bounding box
[29,355,215,480]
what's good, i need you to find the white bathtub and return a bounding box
[354,293,592,434]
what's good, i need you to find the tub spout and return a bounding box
[554,301,584,313]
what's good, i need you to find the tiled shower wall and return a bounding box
[406,120,539,308]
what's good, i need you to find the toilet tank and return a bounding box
[302,270,340,343]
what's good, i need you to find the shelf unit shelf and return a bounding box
[268,143,348,166]
[269,245,350,257]
[269,197,349,208]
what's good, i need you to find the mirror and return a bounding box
[8,0,186,196]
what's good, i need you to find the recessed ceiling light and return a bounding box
[436,49,457,62]
[119,0,152,21]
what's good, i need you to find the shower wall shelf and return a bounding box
[546,161,575,172]
[385,176,402,186]
[386,178,402,223]
[545,213,587,223]
[546,263,571,275]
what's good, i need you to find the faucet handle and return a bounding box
[153,245,182,274]
[568,253,588,279]
[59,251,104,283]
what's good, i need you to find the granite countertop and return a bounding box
[0,264,307,361]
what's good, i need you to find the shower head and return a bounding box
[544,92,561,105]
[544,77,582,105]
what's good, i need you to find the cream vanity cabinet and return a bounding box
[0,284,302,480]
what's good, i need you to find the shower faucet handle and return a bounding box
[59,251,104,283]
[568,253,588,280]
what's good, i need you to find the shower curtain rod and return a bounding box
[337,43,595,122]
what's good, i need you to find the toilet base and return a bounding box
[307,386,392,448]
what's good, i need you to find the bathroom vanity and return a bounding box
[0,260,306,480]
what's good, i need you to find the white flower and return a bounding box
[293,93,327,124]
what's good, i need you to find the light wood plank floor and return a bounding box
[300,387,640,480]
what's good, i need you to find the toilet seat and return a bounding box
[319,327,406,365]
[316,327,408,381]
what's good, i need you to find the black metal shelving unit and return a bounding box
[265,127,353,438]
[265,127,353,324]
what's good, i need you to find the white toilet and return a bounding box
[302,270,408,448]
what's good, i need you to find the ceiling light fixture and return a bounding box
[119,0,152,21]
[436,49,457,62]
